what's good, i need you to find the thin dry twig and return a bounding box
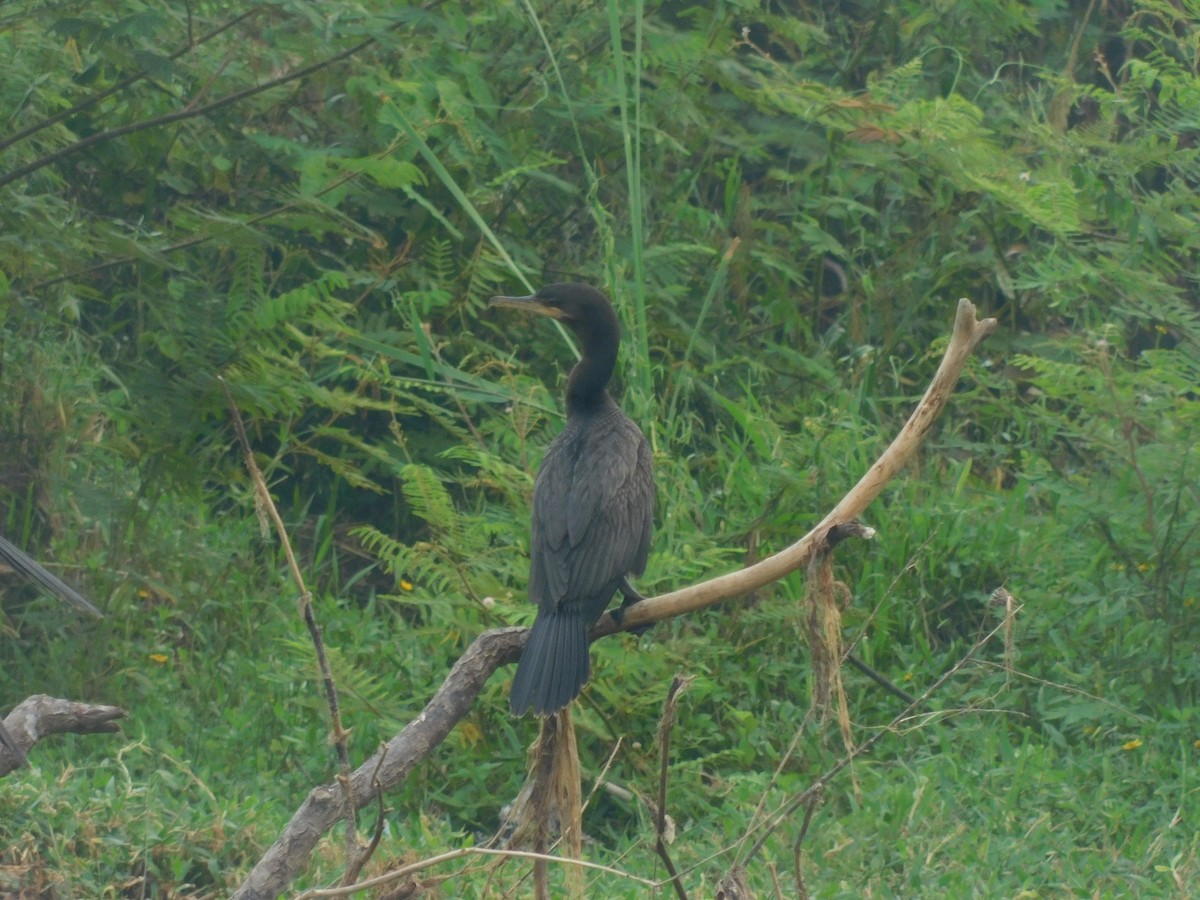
[343,744,391,886]
[233,628,526,900]
[219,378,362,873]
[292,845,660,898]
[581,738,623,815]
[739,608,1020,864]
[654,676,693,900]
[0,11,261,155]
[729,540,930,874]
[792,785,822,899]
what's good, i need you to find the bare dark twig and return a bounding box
[740,609,1018,864]
[654,675,692,900]
[845,653,917,704]
[0,37,376,190]
[27,163,382,293]
[0,10,260,155]
[343,745,391,886]
[792,785,822,899]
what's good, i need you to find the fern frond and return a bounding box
[399,463,461,540]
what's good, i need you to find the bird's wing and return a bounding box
[528,433,571,607]
[529,413,652,612]
[627,434,654,576]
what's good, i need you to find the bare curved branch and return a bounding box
[595,298,997,634]
[233,299,997,898]
[233,628,527,900]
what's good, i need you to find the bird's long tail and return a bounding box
[0,536,101,617]
[509,609,589,716]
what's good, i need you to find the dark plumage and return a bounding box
[490,283,653,716]
[0,535,101,617]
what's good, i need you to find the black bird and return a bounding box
[0,535,101,617]
[491,283,654,716]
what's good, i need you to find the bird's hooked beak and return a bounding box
[488,294,564,319]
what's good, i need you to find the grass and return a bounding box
[3,421,1197,895]
[5,256,1197,900]
[9,316,1196,896]
[3,1,1200,896]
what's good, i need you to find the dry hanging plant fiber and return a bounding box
[505,709,584,899]
[804,546,854,754]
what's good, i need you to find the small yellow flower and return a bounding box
[1122,738,1143,751]
[458,721,483,747]
[1184,598,1195,608]
[149,653,169,664]
[399,578,414,592]
[903,672,914,682]
[1137,562,1152,573]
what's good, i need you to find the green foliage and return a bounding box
[1,0,1199,894]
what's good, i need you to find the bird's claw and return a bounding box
[611,577,652,634]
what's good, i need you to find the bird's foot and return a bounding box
[611,577,652,635]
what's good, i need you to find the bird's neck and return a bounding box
[565,327,618,414]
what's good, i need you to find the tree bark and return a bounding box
[0,695,127,776]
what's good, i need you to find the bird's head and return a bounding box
[489,283,618,338]
[490,283,622,406]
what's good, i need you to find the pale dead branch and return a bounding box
[0,695,127,777]
[233,299,997,898]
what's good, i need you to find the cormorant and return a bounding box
[490,283,653,716]
[0,535,101,617]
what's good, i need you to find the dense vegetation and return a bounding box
[2,0,1197,895]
